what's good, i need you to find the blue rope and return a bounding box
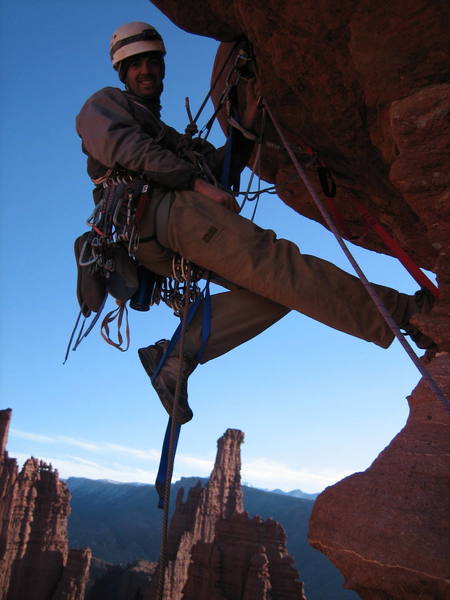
[155,280,211,508]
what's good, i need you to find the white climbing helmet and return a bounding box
[110,22,166,70]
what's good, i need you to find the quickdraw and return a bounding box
[160,256,204,317]
[86,177,149,258]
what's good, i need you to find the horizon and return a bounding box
[9,424,340,493]
[63,475,319,497]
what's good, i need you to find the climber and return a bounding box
[76,22,434,424]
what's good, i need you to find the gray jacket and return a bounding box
[76,86,221,190]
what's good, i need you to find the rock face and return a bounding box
[0,409,91,600]
[153,0,449,271]
[309,354,450,599]
[150,1,450,597]
[151,428,305,599]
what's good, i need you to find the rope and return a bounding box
[192,41,240,126]
[156,270,192,600]
[263,98,450,414]
[240,108,265,214]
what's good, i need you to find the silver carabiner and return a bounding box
[113,194,125,227]
[128,225,139,257]
[86,199,104,227]
[78,239,98,266]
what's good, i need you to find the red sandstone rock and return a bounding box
[152,0,450,346]
[149,2,450,597]
[309,354,450,599]
[0,409,11,453]
[150,428,304,600]
[53,548,92,600]
[0,409,91,600]
[183,514,305,600]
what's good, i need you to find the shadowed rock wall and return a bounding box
[152,0,449,271]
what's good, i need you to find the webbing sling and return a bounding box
[63,294,108,363]
[349,198,439,299]
[154,280,211,508]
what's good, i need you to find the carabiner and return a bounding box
[78,239,98,266]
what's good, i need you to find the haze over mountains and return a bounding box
[67,476,355,600]
[268,488,319,500]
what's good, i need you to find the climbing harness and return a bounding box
[65,177,147,360]
[65,172,205,361]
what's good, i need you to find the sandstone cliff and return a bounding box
[0,409,91,600]
[150,428,305,600]
[150,1,450,597]
[309,355,450,599]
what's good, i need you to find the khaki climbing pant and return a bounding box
[137,189,411,363]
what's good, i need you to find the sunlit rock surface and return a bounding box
[149,428,305,599]
[0,409,91,600]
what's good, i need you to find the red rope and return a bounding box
[349,199,439,299]
[280,126,439,300]
[263,98,449,413]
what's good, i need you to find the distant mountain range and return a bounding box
[67,477,356,600]
[80,478,320,499]
[266,487,319,500]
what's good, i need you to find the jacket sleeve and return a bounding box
[76,87,197,189]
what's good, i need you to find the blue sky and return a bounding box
[0,0,426,493]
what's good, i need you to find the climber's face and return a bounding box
[124,52,164,99]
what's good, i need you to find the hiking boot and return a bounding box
[401,288,436,350]
[138,339,196,424]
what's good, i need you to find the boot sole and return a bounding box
[138,346,193,424]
